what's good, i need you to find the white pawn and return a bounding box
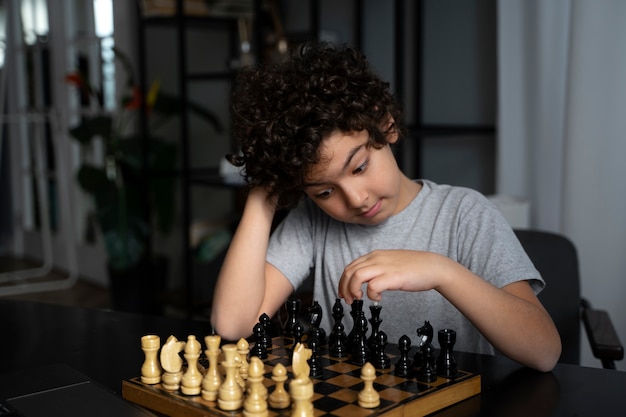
[268,363,290,409]
[218,344,244,410]
[202,335,222,401]
[243,356,268,417]
[358,362,380,408]
[181,335,203,395]
[237,338,250,389]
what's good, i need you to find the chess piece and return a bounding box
[218,344,244,410]
[351,309,370,366]
[372,330,391,370]
[243,356,268,417]
[292,342,312,381]
[437,329,458,378]
[289,378,314,417]
[416,342,438,383]
[358,362,380,408]
[346,299,364,349]
[394,335,412,377]
[291,321,304,356]
[307,337,323,378]
[160,335,186,390]
[329,298,347,357]
[250,323,268,359]
[332,298,344,326]
[367,304,383,351]
[202,335,222,401]
[259,313,273,349]
[414,321,434,372]
[237,338,250,388]
[268,363,290,409]
[329,321,348,358]
[202,335,222,397]
[181,335,203,395]
[141,334,162,384]
[307,300,326,344]
[284,298,301,336]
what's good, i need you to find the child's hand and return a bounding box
[338,250,450,304]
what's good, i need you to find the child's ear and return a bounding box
[385,116,399,144]
[387,129,399,144]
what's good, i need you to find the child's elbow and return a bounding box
[532,337,562,372]
[210,311,251,343]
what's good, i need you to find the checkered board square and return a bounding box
[122,336,481,417]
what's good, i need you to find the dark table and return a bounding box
[1,299,625,416]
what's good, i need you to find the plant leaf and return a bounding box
[69,115,113,145]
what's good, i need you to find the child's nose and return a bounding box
[345,187,367,209]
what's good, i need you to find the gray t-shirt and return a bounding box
[267,180,542,355]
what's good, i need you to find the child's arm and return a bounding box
[338,250,562,372]
[210,188,294,341]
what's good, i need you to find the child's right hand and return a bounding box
[337,249,450,304]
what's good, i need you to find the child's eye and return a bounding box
[353,158,369,175]
[316,188,333,199]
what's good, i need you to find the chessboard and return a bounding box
[122,335,481,417]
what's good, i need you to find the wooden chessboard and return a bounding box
[122,336,481,417]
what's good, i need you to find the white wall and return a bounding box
[498,0,626,371]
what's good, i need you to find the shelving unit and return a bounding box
[134,0,496,318]
[135,0,322,317]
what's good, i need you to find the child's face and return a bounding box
[303,129,408,225]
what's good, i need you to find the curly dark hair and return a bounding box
[228,42,404,209]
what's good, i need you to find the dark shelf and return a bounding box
[139,14,244,28]
[408,124,496,137]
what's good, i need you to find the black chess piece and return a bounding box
[413,321,433,372]
[284,298,301,337]
[350,310,369,366]
[394,335,412,377]
[291,321,304,356]
[437,329,458,378]
[307,337,323,378]
[416,342,437,382]
[332,298,344,325]
[329,321,348,358]
[307,300,326,344]
[367,304,383,352]
[329,298,347,357]
[346,299,364,350]
[259,312,272,349]
[372,330,391,370]
[250,322,268,359]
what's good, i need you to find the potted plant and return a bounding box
[66,48,221,313]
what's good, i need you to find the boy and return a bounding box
[211,42,561,372]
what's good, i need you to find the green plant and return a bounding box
[67,48,221,271]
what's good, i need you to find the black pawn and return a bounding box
[329,321,348,358]
[284,298,301,336]
[259,312,272,349]
[437,329,458,378]
[250,323,268,359]
[308,337,323,378]
[416,343,437,383]
[372,330,391,370]
[291,321,304,356]
[394,335,412,377]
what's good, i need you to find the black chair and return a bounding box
[514,229,624,369]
